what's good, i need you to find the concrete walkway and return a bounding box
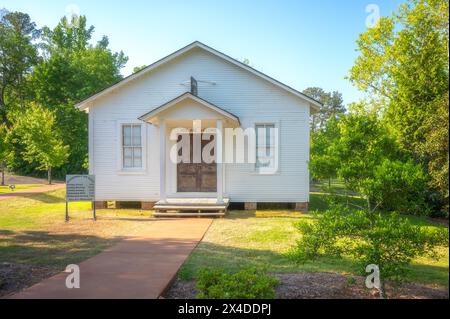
[0,184,65,201]
[10,218,213,299]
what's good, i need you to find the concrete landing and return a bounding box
[154,197,229,215]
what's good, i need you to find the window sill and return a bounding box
[251,169,280,176]
[117,169,147,175]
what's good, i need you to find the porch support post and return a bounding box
[216,119,224,204]
[159,119,167,203]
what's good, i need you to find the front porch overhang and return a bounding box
[139,92,232,206]
[138,92,240,127]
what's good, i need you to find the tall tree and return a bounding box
[28,15,127,176]
[348,0,449,154]
[0,10,40,123]
[329,105,428,214]
[310,117,340,186]
[133,65,147,73]
[13,103,69,184]
[0,123,9,185]
[419,92,449,213]
[348,0,449,213]
[303,87,345,132]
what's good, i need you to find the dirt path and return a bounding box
[3,173,57,185]
[0,184,65,201]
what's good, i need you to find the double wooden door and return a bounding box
[177,134,217,192]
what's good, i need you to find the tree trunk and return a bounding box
[48,167,52,185]
[367,196,371,213]
[379,278,387,299]
[328,178,331,188]
[18,75,25,110]
[0,86,8,126]
[1,166,4,186]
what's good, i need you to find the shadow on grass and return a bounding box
[405,262,450,286]
[0,229,123,297]
[310,192,366,212]
[224,192,365,218]
[178,242,449,288]
[225,211,310,220]
[100,217,155,222]
[0,230,14,236]
[23,192,65,204]
[178,241,360,280]
[0,229,122,267]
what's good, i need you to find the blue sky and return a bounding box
[1,0,403,105]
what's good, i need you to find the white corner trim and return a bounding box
[88,113,95,174]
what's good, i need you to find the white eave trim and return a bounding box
[75,41,322,113]
[138,92,240,125]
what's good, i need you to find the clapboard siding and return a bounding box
[89,48,310,202]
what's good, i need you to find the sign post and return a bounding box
[66,175,96,222]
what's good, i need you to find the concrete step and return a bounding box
[153,212,225,218]
[154,205,227,211]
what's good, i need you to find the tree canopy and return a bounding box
[345,0,449,214]
[0,10,40,123]
[303,87,345,132]
[0,11,128,180]
[349,0,448,152]
[13,103,69,184]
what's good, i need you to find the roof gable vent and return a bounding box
[190,76,198,96]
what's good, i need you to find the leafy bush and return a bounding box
[368,159,429,215]
[292,204,449,297]
[196,267,279,299]
[294,204,369,260]
[310,117,340,182]
[354,213,447,282]
[312,110,438,216]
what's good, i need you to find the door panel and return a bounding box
[177,134,217,192]
[199,167,217,192]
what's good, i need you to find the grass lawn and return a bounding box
[0,189,155,296]
[312,179,348,192]
[179,192,449,288]
[0,186,448,297]
[0,184,42,194]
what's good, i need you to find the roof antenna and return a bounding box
[190,76,198,96]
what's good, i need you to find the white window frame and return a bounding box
[117,120,147,174]
[254,122,279,175]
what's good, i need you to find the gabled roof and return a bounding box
[75,41,322,113]
[138,92,240,125]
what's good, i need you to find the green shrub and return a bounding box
[369,159,429,215]
[354,212,448,281]
[196,267,279,299]
[294,204,369,260]
[292,203,449,297]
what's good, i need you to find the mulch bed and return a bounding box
[164,272,449,299]
[0,262,59,298]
